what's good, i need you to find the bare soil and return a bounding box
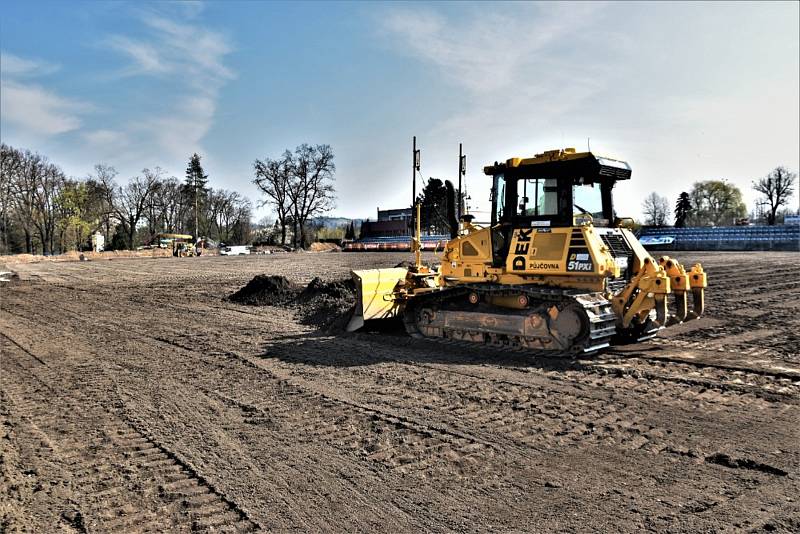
[1,251,798,532]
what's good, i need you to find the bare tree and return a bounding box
[641,192,671,226]
[753,166,796,225]
[155,177,187,233]
[219,191,251,243]
[0,144,22,252]
[288,144,336,248]
[4,149,67,254]
[5,148,41,252]
[31,159,66,254]
[113,168,162,249]
[87,164,119,243]
[253,151,293,245]
[144,180,164,239]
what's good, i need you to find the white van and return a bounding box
[220,245,250,256]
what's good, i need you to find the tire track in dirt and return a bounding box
[4,282,781,461]
[0,299,471,530]
[5,282,795,473]
[0,333,261,532]
[256,333,798,470]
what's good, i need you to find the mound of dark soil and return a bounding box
[295,277,357,332]
[228,275,357,332]
[227,275,300,306]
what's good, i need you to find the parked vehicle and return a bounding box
[220,245,250,256]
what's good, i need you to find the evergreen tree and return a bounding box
[345,220,356,240]
[417,178,449,234]
[184,153,209,238]
[674,192,691,228]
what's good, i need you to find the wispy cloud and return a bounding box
[107,36,170,75]
[83,128,129,148]
[1,51,59,77]
[141,14,233,84]
[102,9,234,164]
[1,51,88,138]
[375,3,618,216]
[380,3,610,137]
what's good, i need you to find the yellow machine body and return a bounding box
[348,148,708,353]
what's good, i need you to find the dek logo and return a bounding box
[511,229,533,271]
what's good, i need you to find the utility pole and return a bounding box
[194,180,199,240]
[412,136,420,235]
[458,143,466,218]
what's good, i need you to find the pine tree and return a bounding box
[184,153,209,239]
[674,192,691,228]
[345,220,356,240]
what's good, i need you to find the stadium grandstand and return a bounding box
[344,234,450,252]
[639,224,799,251]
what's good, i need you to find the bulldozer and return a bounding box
[157,233,199,257]
[346,148,707,355]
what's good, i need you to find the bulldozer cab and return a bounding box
[485,149,631,265]
[487,149,631,227]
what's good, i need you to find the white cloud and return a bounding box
[376,4,614,218]
[379,3,611,145]
[107,36,170,74]
[84,129,128,147]
[99,12,234,165]
[143,95,217,161]
[1,52,89,139]
[142,15,233,83]
[1,51,59,77]
[382,4,603,95]
[0,80,84,135]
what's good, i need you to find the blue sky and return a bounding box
[2,1,798,221]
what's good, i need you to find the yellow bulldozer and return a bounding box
[347,148,707,354]
[157,233,200,257]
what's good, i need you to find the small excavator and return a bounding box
[347,148,707,354]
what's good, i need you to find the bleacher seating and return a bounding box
[344,234,451,251]
[638,225,799,251]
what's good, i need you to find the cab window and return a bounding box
[573,182,604,220]
[494,174,506,220]
[519,178,558,217]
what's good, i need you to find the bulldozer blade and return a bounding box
[346,268,408,332]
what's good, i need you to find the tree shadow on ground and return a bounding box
[259,319,594,373]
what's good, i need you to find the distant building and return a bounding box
[91,231,105,252]
[360,207,413,238]
[378,207,412,223]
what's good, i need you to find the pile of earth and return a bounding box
[226,275,300,306]
[227,275,357,332]
[294,277,357,331]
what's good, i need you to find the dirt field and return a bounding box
[1,251,798,532]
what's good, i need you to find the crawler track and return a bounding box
[403,285,617,354]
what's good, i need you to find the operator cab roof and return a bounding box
[483,148,631,182]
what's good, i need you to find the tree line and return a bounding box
[0,144,252,255]
[641,167,797,227]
